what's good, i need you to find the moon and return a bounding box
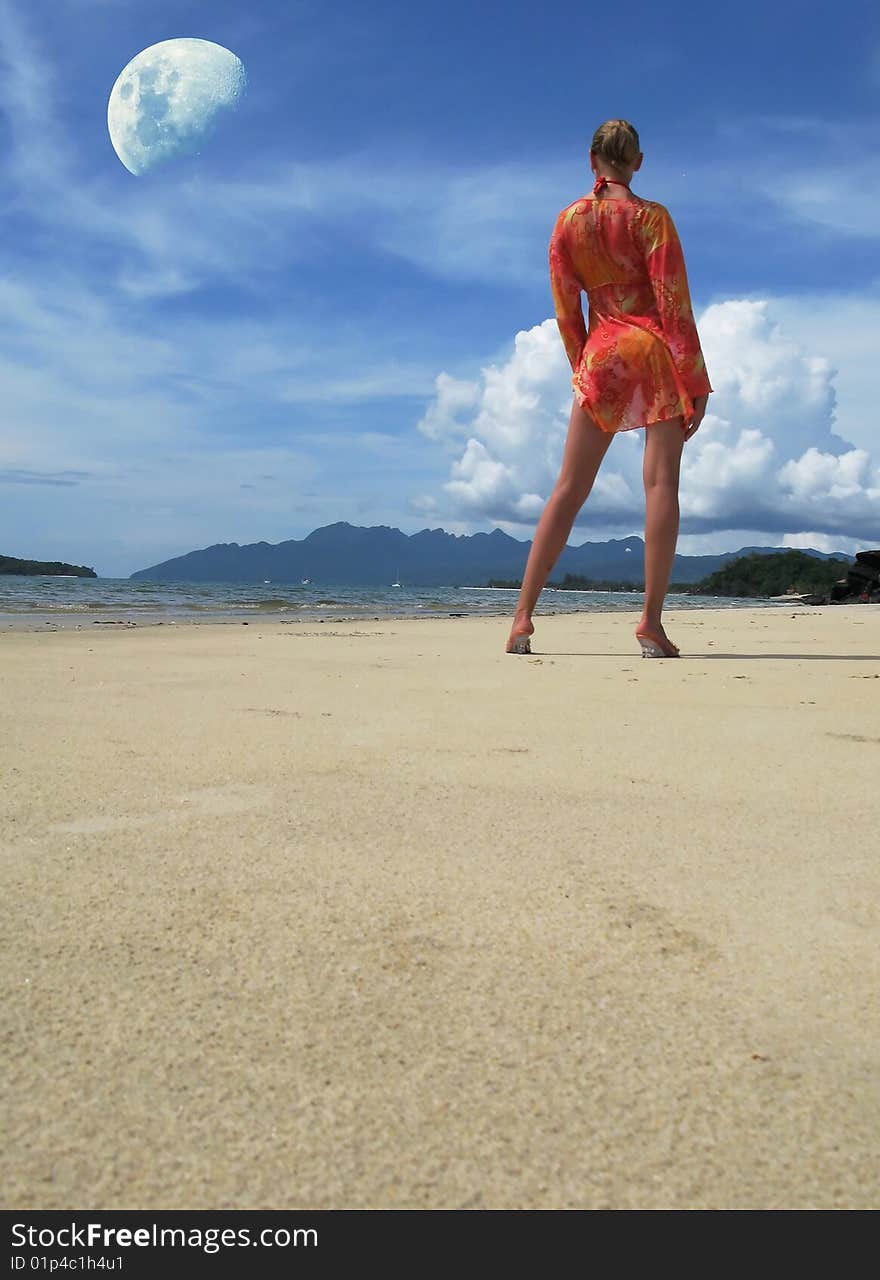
[107,38,246,176]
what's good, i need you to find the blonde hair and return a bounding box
[591,119,640,167]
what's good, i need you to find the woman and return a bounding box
[506,119,711,658]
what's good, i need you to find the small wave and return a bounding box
[177,600,299,611]
[289,598,374,609]
[0,601,112,613]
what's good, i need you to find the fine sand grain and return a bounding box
[2,606,879,1209]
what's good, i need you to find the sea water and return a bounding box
[0,575,782,630]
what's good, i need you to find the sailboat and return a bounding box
[391,569,402,587]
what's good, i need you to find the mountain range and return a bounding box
[129,523,839,586]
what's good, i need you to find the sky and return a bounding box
[0,0,878,578]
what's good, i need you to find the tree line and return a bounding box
[488,551,852,598]
[0,555,97,577]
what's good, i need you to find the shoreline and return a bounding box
[0,596,861,634]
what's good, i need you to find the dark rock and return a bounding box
[831,549,880,602]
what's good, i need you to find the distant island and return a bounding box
[1,554,96,578]
[491,551,854,599]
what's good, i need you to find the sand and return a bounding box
[2,605,878,1209]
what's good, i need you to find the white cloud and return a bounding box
[782,531,862,556]
[680,425,776,520]
[418,373,482,443]
[417,300,880,545]
[699,300,840,454]
[777,448,880,536]
[761,293,880,455]
[446,439,521,513]
[418,320,571,475]
[758,162,880,241]
[718,113,880,243]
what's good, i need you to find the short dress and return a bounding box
[548,178,712,433]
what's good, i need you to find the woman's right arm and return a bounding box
[641,204,712,416]
[548,213,587,373]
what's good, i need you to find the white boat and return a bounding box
[301,578,311,584]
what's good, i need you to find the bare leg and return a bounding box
[639,418,685,644]
[506,398,612,651]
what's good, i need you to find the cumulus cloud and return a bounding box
[416,299,880,545]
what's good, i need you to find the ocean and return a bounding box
[0,575,781,630]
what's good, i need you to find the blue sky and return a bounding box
[0,0,877,576]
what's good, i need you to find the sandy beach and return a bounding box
[2,605,878,1209]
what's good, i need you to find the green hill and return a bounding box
[690,551,849,598]
[0,555,97,578]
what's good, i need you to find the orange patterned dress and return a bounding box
[549,177,712,433]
